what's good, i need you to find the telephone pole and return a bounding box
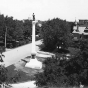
[5,26,7,51]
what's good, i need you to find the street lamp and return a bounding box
[25,13,42,69]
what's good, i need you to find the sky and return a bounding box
[0,0,88,22]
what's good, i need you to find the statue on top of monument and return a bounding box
[33,13,35,21]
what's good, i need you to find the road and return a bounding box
[3,40,42,67]
[11,81,36,88]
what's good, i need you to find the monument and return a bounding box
[25,13,42,69]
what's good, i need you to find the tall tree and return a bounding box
[13,20,24,41]
[0,14,5,39]
[41,18,71,51]
[4,16,16,41]
[23,19,32,39]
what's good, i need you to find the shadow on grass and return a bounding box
[36,43,54,52]
[55,49,70,54]
[68,47,80,55]
[6,64,35,83]
[6,63,43,83]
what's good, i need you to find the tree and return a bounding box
[4,16,16,41]
[23,19,32,39]
[0,65,8,84]
[0,14,5,40]
[35,40,88,87]
[41,18,71,51]
[35,57,69,87]
[13,20,24,41]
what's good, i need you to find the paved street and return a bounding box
[3,40,42,67]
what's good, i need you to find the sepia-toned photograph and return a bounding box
[0,0,88,88]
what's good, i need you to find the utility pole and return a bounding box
[5,26,7,51]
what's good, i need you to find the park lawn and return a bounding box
[68,47,80,55]
[6,64,35,83]
[6,59,43,83]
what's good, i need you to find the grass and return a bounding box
[6,58,43,83]
[6,64,35,83]
[68,47,80,55]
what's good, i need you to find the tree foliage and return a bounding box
[0,65,8,84]
[35,40,88,87]
[0,14,41,48]
[23,19,32,39]
[41,18,72,51]
[0,65,21,84]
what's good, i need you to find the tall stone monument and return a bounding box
[25,13,42,69]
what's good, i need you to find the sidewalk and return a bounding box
[11,81,36,88]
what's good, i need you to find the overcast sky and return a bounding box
[0,0,88,21]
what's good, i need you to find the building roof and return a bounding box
[78,20,88,27]
[78,24,88,27]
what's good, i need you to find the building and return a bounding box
[73,19,88,39]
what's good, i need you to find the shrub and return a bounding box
[0,65,8,84]
[35,56,69,87]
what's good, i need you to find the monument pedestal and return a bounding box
[25,58,42,69]
[25,54,42,69]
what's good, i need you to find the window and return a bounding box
[84,30,88,33]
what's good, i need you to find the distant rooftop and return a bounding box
[78,20,88,25]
